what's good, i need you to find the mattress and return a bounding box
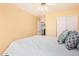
[3,35,79,56]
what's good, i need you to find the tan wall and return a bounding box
[0,4,38,54]
[45,6,79,36]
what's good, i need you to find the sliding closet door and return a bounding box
[57,16,77,37]
[57,16,67,37]
[66,16,77,31]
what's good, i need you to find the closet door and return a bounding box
[57,16,77,37]
[57,16,67,37]
[66,16,77,31]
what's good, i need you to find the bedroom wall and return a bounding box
[0,4,38,54]
[45,6,79,36]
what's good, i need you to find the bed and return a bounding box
[3,35,79,56]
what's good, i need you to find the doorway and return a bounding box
[37,17,46,35]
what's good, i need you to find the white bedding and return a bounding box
[3,35,79,56]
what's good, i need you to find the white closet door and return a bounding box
[66,16,77,31]
[57,16,77,37]
[57,16,67,37]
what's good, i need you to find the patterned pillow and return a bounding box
[57,30,69,44]
[65,31,79,50]
[77,43,79,50]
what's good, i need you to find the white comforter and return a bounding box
[3,35,79,56]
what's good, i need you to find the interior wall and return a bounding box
[0,4,38,54]
[45,6,79,36]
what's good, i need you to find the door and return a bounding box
[66,16,77,31]
[57,16,67,37]
[57,16,77,37]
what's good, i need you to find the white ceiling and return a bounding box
[13,3,79,17]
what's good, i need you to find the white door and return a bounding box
[66,16,77,31]
[57,16,67,37]
[57,16,77,37]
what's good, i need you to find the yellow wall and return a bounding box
[45,6,79,36]
[0,4,38,54]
